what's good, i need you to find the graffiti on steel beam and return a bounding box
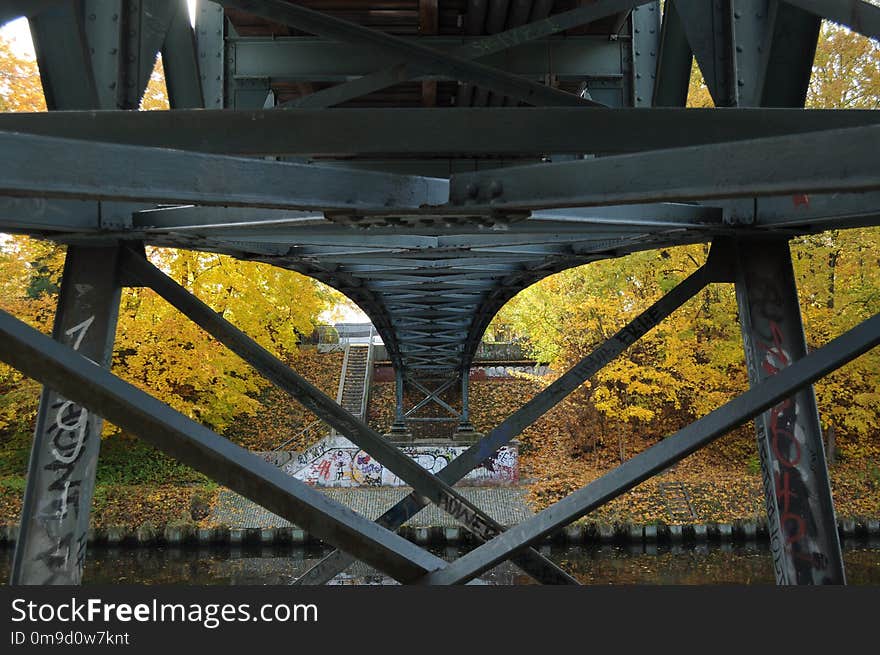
[748,283,830,582]
[33,314,96,583]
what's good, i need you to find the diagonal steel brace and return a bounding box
[120,249,578,585]
[293,243,734,584]
[420,310,880,584]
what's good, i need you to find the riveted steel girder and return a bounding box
[2,108,877,156]
[0,130,447,212]
[450,125,880,209]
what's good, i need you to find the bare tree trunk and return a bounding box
[827,245,839,310]
[826,423,837,465]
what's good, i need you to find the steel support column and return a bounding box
[456,370,478,437]
[760,1,820,107]
[162,0,206,109]
[29,2,100,110]
[653,0,692,107]
[11,246,123,584]
[630,2,661,107]
[387,368,412,439]
[733,238,845,584]
[196,0,225,109]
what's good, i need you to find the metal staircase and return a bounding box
[659,481,698,523]
[332,343,373,434]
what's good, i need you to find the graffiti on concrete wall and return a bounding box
[472,364,552,378]
[276,440,518,488]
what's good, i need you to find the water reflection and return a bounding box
[0,539,877,585]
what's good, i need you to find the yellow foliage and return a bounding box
[0,36,45,112]
[492,228,880,467]
[0,236,332,437]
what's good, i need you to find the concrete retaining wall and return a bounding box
[265,438,518,488]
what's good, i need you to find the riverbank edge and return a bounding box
[1,517,878,548]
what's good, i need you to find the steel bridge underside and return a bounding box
[1,0,879,586]
[5,190,877,380]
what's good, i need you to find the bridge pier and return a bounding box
[455,370,481,441]
[385,368,412,440]
[734,238,845,584]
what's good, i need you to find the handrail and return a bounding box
[271,417,327,453]
[358,328,375,421]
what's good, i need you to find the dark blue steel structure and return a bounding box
[0,0,878,585]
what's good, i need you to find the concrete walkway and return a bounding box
[212,486,534,529]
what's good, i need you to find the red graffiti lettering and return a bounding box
[774,471,797,512]
[315,460,332,480]
[770,422,801,467]
[760,320,811,556]
[761,322,790,375]
[780,512,807,545]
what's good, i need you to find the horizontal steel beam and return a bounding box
[0,307,444,584]
[756,191,880,229]
[230,36,624,81]
[0,130,447,211]
[0,197,100,232]
[2,108,877,157]
[123,202,719,233]
[450,125,880,209]
[420,309,880,584]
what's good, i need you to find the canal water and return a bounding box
[2,539,878,584]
